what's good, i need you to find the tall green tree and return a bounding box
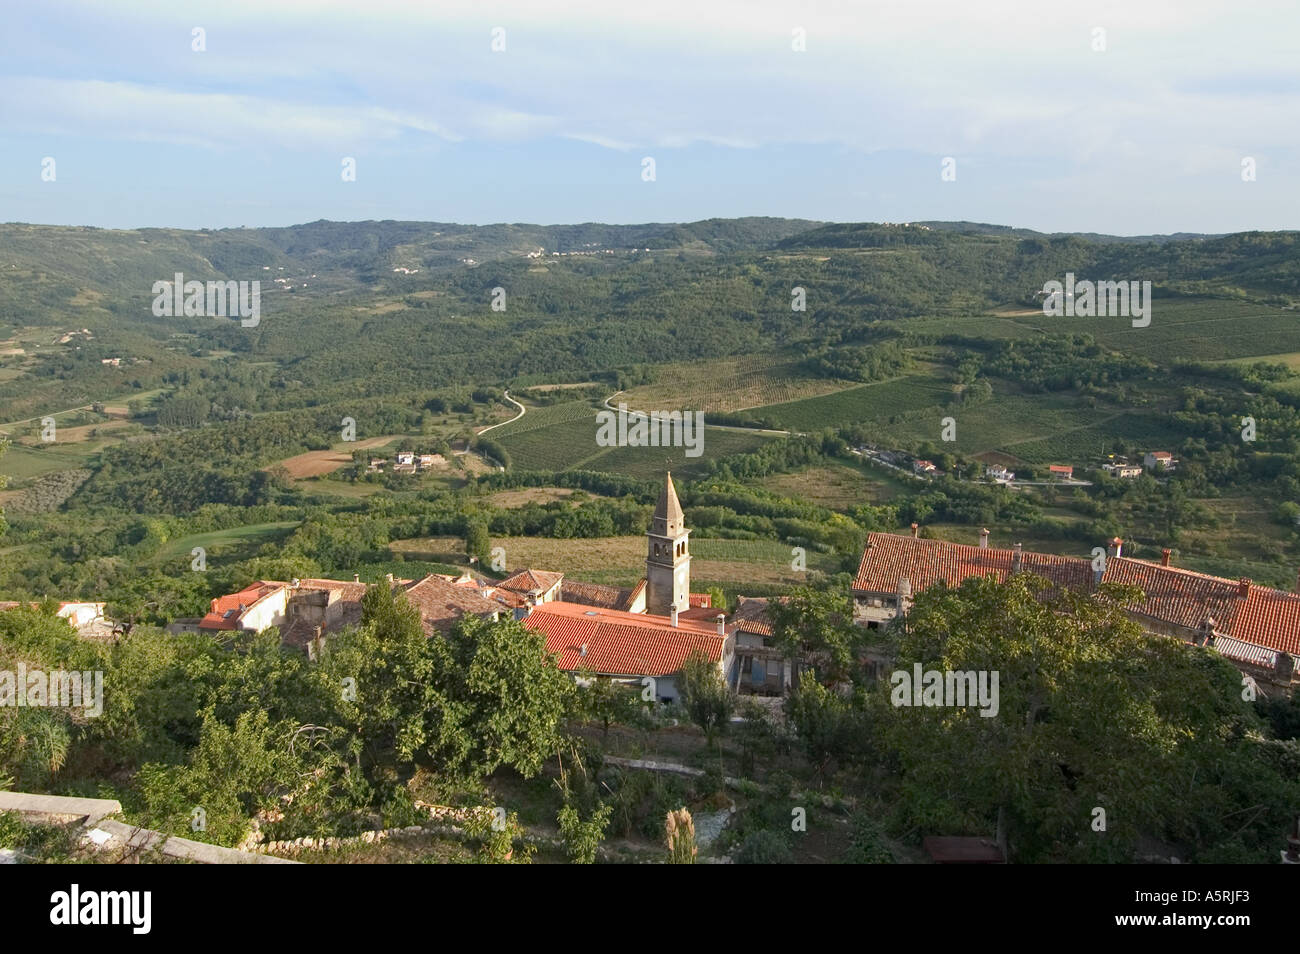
[879,573,1298,862]
[429,614,574,779]
[678,650,733,746]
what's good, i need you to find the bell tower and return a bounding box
[646,471,690,617]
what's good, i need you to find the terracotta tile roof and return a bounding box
[294,578,370,602]
[402,574,503,634]
[560,580,637,611]
[497,569,564,595]
[688,593,712,609]
[680,606,723,622]
[484,586,530,610]
[731,595,776,637]
[524,601,726,677]
[1100,558,1242,633]
[853,533,1092,594]
[854,532,1300,665]
[1235,586,1300,656]
[199,582,283,630]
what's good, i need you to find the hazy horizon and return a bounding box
[2,0,1297,234]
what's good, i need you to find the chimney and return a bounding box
[1107,537,1123,559]
[1161,548,1171,567]
[354,573,360,583]
[580,643,587,657]
[1012,543,1022,574]
[911,522,920,538]
[385,573,394,584]
[1238,577,1251,598]
[979,528,989,549]
[716,613,726,636]
[670,605,679,627]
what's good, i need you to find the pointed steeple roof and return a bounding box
[651,471,686,537]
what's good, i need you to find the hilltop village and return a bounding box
[20,471,1295,703]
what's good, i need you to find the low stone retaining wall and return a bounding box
[0,791,297,864]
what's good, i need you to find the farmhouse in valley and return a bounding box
[1143,450,1178,472]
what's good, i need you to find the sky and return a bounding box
[1,0,1297,234]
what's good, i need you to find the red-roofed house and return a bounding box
[1048,464,1073,480]
[402,574,504,635]
[199,581,288,634]
[730,595,795,695]
[524,601,732,703]
[198,573,506,652]
[852,529,1300,688]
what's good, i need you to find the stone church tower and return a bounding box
[646,471,690,617]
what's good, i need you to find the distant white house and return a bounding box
[1143,451,1177,472]
[1103,463,1143,478]
[985,464,1015,483]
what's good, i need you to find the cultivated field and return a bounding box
[388,534,838,587]
[485,487,579,507]
[760,461,906,508]
[153,521,301,565]
[753,374,953,432]
[619,354,852,413]
[494,411,772,478]
[273,435,403,479]
[1094,298,1300,362]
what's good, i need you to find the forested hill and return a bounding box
[3,218,1295,327]
[0,216,823,308]
[777,224,1300,304]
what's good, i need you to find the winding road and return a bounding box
[475,390,526,435]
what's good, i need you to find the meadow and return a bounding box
[388,534,838,589]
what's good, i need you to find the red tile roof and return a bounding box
[199,581,283,630]
[731,595,777,637]
[688,593,712,608]
[524,601,726,677]
[854,532,1300,663]
[1100,558,1242,633]
[1236,587,1300,656]
[497,569,564,595]
[853,533,1093,595]
[560,579,638,611]
[403,574,504,634]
